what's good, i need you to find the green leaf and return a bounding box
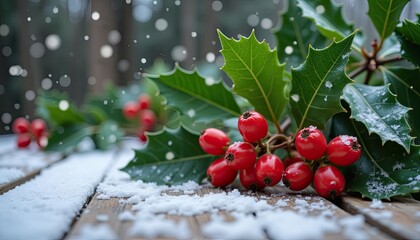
[147,65,241,132]
[121,126,215,185]
[331,112,420,200]
[290,31,356,130]
[342,83,413,152]
[274,0,329,69]
[298,0,354,41]
[381,67,420,139]
[45,125,94,151]
[396,19,420,45]
[396,18,420,66]
[367,0,410,41]
[36,91,85,126]
[218,30,288,127]
[94,120,124,150]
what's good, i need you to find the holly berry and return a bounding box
[295,126,327,160]
[283,151,304,169]
[31,118,47,138]
[207,158,238,187]
[36,134,49,150]
[138,94,151,110]
[199,128,230,156]
[17,133,31,148]
[327,135,362,166]
[140,109,157,131]
[238,111,268,143]
[123,102,140,119]
[255,154,284,187]
[313,165,345,199]
[224,142,256,170]
[137,129,148,142]
[12,117,30,134]
[240,167,265,191]
[283,162,313,191]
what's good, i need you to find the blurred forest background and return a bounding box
[0,0,419,134]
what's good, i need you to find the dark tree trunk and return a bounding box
[88,0,118,93]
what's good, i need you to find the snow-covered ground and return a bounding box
[0,150,115,240]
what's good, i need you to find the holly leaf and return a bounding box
[367,0,410,41]
[342,83,413,152]
[45,125,94,152]
[290,31,356,130]
[147,65,241,133]
[94,120,124,150]
[218,30,289,126]
[36,91,85,126]
[396,19,420,66]
[381,67,420,139]
[331,112,420,200]
[396,19,420,45]
[298,0,354,41]
[274,0,329,69]
[121,126,216,185]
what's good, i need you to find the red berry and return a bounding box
[283,151,304,169]
[199,128,230,156]
[138,94,151,110]
[283,162,313,191]
[17,133,31,148]
[224,142,256,170]
[240,167,265,191]
[31,118,47,138]
[12,117,30,134]
[255,154,284,187]
[327,135,361,166]
[207,158,238,187]
[313,165,346,199]
[295,126,327,160]
[137,129,148,142]
[36,134,49,150]
[123,102,140,119]
[238,111,268,142]
[140,109,157,131]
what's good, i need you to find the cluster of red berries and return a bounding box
[200,111,283,191]
[122,94,156,142]
[12,117,48,149]
[199,110,362,200]
[293,126,361,199]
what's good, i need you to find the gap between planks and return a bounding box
[0,152,68,194]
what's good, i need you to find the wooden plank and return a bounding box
[341,195,420,239]
[262,186,390,240]
[0,150,64,194]
[68,184,392,240]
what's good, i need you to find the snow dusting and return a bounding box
[0,151,114,240]
[325,81,333,89]
[69,224,117,240]
[0,168,25,184]
[92,147,372,239]
[369,199,384,209]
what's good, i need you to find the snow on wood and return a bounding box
[0,150,115,240]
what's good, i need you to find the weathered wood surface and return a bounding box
[342,195,420,240]
[1,139,419,240]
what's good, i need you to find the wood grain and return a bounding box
[342,195,420,239]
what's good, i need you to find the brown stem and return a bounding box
[348,64,367,79]
[377,56,403,65]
